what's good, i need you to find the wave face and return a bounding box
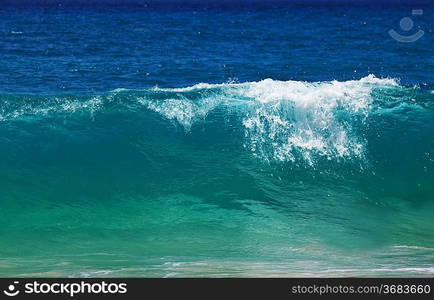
[1,75,434,277]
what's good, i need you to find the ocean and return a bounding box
[0,0,433,277]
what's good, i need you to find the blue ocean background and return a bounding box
[0,0,433,277]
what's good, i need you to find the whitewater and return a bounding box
[1,75,433,277]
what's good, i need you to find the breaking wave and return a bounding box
[1,75,434,277]
[1,75,432,168]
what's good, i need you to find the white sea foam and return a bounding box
[0,96,102,121]
[139,95,220,130]
[238,76,394,164]
[0,75,400,166]
[392,245,434,251]
[140,75,399,165]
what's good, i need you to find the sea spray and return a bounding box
[1,76,433,277]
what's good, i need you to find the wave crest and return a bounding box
[1,75,429,167]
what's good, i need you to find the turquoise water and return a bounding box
[1,76,433,277]
[0,1,434,277]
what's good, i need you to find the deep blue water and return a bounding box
[0,1,433,277]
[1,1,433,93]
